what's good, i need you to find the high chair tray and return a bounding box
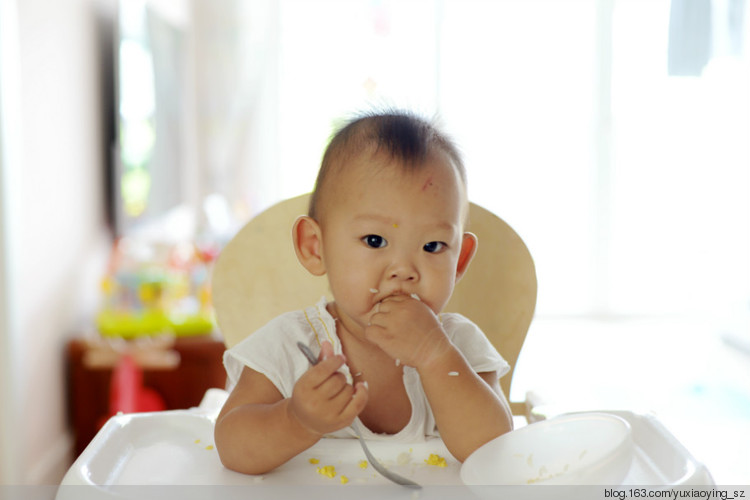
[57,409,712,495]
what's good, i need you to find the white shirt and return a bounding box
[223,297,509,442]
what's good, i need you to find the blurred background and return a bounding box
[0,0,748,486]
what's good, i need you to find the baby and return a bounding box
[214,110,513,475]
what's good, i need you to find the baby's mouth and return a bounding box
[369,288,421,303]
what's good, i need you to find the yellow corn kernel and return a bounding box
[316,465,336,478]
[424,453,447,467]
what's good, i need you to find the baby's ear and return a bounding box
[292,216,326,276]
[455,232,478,282]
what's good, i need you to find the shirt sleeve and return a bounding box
[222,311,309,397]
[441,313,511,378]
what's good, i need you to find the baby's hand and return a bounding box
[289,341,368,436]
[364,295,448,369]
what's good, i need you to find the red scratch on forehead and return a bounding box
[422,176,434,191]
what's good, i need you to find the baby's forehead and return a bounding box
[332,145,463,188]
[318,148,469,220]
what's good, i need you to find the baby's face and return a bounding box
[317,149,470,332]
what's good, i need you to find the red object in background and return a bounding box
[67,336,227,456]
[108,354,166,414]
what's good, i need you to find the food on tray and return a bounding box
[358,460,368,469]
[424,453,447,467]
[309,458,320,464]
[340,475,349,484]
[316,465,337,478]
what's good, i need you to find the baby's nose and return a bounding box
[388,260,419,282]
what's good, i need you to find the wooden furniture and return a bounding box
[66,335,227,456]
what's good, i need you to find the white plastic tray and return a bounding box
[57,407,713,497]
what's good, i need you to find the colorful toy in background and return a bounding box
[97,237,219,338]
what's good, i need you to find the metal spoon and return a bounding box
[296,342,421,489]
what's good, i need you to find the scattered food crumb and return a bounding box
[448,371,459,376]
[395,359,401,366]
[410,293,420,301]
[194,439,201,444]
[527,454,534,466]
[424,453,447,467]
[369,288,379,293]
[316,465,336,478]
[526,466,567,484]
[309,458,320,464]
[579,449,588,460]
[358,460,368,469]
[205,445,214,450]
[253,476,264,483]
[340,475,349,484]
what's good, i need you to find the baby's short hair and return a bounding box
[308,110,466,220]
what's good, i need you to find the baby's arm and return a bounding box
[366,296,512,462]
[214,343,368,475]
[419,351,513,462]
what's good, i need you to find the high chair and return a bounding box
[59,194,714,493]
[211,193,538,415]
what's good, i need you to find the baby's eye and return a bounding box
[362,234,387,248]
[423,241,446,253]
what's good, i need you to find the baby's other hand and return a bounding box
[364,295,448,369]
[289,341,368,436]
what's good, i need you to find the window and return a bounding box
[194,0,750,319]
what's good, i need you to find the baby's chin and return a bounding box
[328,301,373,327]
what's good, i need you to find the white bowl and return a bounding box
[460,412,633,485]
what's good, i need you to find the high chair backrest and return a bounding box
[212,193,537,411]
